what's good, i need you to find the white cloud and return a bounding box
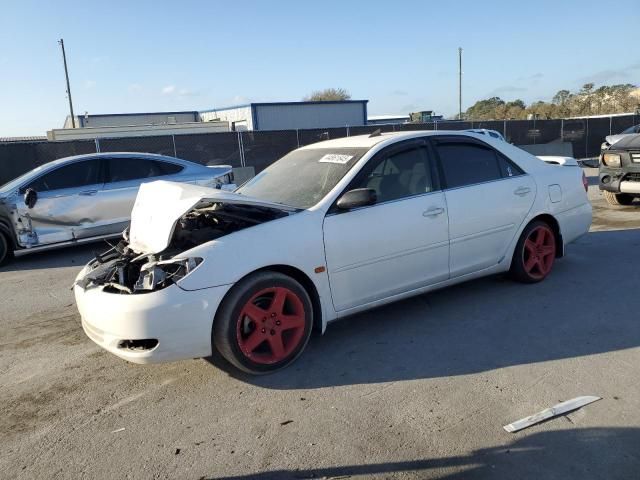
[162,85,176,94]
[178,88,200,97]
[231,95,250,104]
[84,80,96,89]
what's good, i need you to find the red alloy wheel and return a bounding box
[236,287,306,364]
[522,225,556,280]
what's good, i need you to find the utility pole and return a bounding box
[58,39,76,128]
[458,47,463,120]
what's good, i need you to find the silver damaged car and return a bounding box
[0,152,235,264]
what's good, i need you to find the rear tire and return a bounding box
[510,220,557,284]
[603,191,635,206]
[213,271,313,375]
[0,232,12,267]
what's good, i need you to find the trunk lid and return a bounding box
[536,156,579,166]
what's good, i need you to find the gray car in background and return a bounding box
[600,124,640,153]
[0,152,235,264]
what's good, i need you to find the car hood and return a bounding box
[605,133,639,146]
[606,133,640,150]
[129,180,297,254]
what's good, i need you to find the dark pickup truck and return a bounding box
[599,134,640,206]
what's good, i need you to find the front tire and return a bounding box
[213,271,313,375]
[510,221,557,283]
[0,232,12,267]
[603,191,635,206]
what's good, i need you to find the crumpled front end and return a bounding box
[75,180,291,295]
[74,180,293,363]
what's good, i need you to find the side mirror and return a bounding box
[336,188,377,210]
[24,188,37,209]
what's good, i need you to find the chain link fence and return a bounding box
[1,113,639,185]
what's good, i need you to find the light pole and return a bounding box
[458,47,463,120]
[58,39,76,128]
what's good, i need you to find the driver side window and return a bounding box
[354,146,434,203]
[26,160,102,192]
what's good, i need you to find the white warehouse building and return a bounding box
[199,100,368,131]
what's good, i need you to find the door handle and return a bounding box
[514,186,531,196]
[79,190,98,196]
[423,207,445,217]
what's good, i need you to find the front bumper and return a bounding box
[74,281,232,364]
[599,159,640,194]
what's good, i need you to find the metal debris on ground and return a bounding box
[503,396,601,433]
[111,427,126,433]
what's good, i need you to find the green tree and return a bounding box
[577,83,595,115]
[303,88,351,101]
[464,97,505,120]
[552,90,572,117]
[506,99,526,110]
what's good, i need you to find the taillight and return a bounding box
[582,171,588,193]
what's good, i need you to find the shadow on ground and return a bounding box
[0,242,102,273]
[208,228,640,389]
[209,427,640,480]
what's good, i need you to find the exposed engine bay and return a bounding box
[75,202,289,294]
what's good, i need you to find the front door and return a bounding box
[16,158,105,245]
[323,141,450,312]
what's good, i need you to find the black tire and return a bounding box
[0,231,12,267]
[510,220,557,284]
[603,191,635,206]
[213,271,313,375]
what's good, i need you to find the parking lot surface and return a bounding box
[1,168,639,479]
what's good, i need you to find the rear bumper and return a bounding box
[74,282,231,364]
[556,202,592,245]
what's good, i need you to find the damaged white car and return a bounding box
[74,131,592,374]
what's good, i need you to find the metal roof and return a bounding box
[0,136,47,143]
[200,100,368,114]
[70,110,199,118]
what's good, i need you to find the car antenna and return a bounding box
[369,129,382,138]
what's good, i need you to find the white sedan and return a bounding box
[74,131,592,374]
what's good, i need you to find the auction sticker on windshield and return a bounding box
[318,154,353,164]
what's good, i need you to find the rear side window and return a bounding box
[106,158,181,182]
[497,155,524,178]
[435,142,522,189]
[154,160,183,175]
[27,160,101,192]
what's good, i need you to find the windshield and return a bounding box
[621,124,640,134]
[236,147,368,209]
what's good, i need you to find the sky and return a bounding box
[1,0,639,137]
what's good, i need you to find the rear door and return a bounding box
[98,157,184,233]
[433,137,536,277]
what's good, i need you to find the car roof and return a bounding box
[298,130,493,150]
[41,152,197,168]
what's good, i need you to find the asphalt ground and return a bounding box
[1,167,639,479]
